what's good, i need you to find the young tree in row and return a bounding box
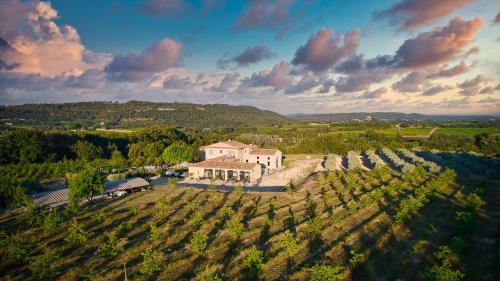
[140,248,164,276]
[65,218,88,246]
[190,230,208,256]
[98,231,125,259]
[245,246,264,279]
[309,265,343,281]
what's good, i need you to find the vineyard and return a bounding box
[0,149,498,280]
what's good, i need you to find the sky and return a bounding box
[0,0,499,115]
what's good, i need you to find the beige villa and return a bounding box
[188,140,282,182]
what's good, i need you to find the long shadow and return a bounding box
[278,175,444,279]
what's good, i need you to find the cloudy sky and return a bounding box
[0,0,499,115]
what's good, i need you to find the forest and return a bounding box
[0,101,290,129]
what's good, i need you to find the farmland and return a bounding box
[1,147,498,281]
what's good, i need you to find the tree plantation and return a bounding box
[0,119,498,280]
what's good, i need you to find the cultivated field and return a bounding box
[1,147,498,281]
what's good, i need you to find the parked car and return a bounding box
[113,190,128,197]
[165,171,180,177]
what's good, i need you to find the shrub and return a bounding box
[217,205,234,220]
[245,246,264,277]
[274,230,298,256]
[118,221,133,234]
[190,212,205,229]
[129,204,140,216]
[98,232,124,259]
[0,232,31,263]
[43,209,64,234]
[139,248,164,276]
[30,247,60,280]
[17,204,42,227]
[309,265,343,281]
[226,218,245,240]
[149,223,161,242]
[190,230,208,255]
[91,210,105,223]
[464,193,485,211]
[349,250,365,268]
[65,218,88,245]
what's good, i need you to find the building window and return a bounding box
[268,157,270,160]
[257,161,259,164]
[246,160,248,162]
[220,150,222,153]
[267,162,270,166]
[257,156,259,159]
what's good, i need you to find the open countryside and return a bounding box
[1,0,500,280]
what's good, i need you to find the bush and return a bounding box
[273,230,298,256]
[30,247,60,280]
[65,218,88,245]
[226,218,245,240]
[98,232,124,259]
[349,250,365,268]
[91,210,105,223]
[190,230,208,255]
[17,204,42,227]
[43,209,64,234]
[140,248,164,276]
[0,232,31,263]
[309,265,343,281]
[245,246,264,277]
[464,193,485,211]
[149,223,161,242]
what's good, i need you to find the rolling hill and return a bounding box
[0,101,291,128]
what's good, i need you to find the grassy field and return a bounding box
[437,127,500,135]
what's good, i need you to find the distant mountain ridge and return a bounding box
[290,112,498,121]
[0,101,291,128]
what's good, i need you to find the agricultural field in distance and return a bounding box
[1,147,498,281]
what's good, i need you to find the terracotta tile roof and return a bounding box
[249,148,280,155]
[189,160,258,170]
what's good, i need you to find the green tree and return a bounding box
[68,167,104,202]
[162,142,194,165]
[98,232,124,259]
[30,247,60,280]
[71,140,103,161]
[245,246,264,278]
[309,265,343,281]
[140,248,164,276]
[190,230,208,255]
[226,218,245,240]
[149,223,161,242]
[65,218,88,245]
[109,147,126,169]
[0,232,31,263]
[43,209,64,234]
[274,230,298,256]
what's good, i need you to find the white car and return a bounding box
[114,190,128,197]
[165,171,180,177]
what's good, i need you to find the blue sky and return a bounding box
[0,0,499,114]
